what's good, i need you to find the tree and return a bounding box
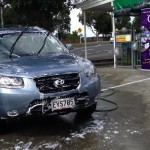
[132,16,140,34]
[61,31,79,43]
[115,16,131,30]
[3,0,72,33]
[78,11,112,41]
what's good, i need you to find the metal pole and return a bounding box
[0,0,4,28]
[111,12,117,68]
[83,11,87,59]
[80,36,81,44]
[131,47,136,69]
[131,27,136,69]
[0,7,3,28]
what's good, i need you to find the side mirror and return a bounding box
[65,44,73,51]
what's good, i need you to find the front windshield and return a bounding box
[0,32,68,59]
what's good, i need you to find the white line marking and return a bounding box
[74,44,112,50]
[101,77,150,92]
[103,49,113,52]
[80,49,94,52]
[87,49,94,51]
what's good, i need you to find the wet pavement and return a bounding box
[0,66,150,150]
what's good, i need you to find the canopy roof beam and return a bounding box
[76,0,113,12]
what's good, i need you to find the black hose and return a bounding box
[95,88,118,112]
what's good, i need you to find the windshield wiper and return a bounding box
[37,31,51,55]
[9,26,29,58]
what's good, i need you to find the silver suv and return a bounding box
[0,27,100,120]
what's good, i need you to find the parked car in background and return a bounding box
[110,37,114,43]
[0,27,100,121]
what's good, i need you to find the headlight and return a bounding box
[84,64,96,78]
[0,76,24,88]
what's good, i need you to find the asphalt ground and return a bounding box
[0,66,150,150]
[97,66,150,150]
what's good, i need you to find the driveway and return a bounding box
[0,66,150,150]
[97,66,150,150]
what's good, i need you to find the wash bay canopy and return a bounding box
[75,0,150,15]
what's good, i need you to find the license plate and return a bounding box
[51,98,75,111]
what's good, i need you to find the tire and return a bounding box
[76,103,97,118]
[0,119,8,132]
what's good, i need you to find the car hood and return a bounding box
[0,54,82,78]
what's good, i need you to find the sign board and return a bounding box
[113,0,150,16]
[141,8,150,70]
[116,34,132,43]
[77,27,82,33]
[114,0,142,10]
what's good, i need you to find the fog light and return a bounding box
[7,110,18,117]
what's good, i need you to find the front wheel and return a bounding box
[76,103,97,118]
[0,119,8,132]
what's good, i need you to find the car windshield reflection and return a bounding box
[0,33,67,58]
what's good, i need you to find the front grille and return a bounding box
[34,73,80,93]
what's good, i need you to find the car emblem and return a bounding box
[54,79,65,86]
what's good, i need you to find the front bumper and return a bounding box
[27,92,98,116]
[0,74,100,119]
